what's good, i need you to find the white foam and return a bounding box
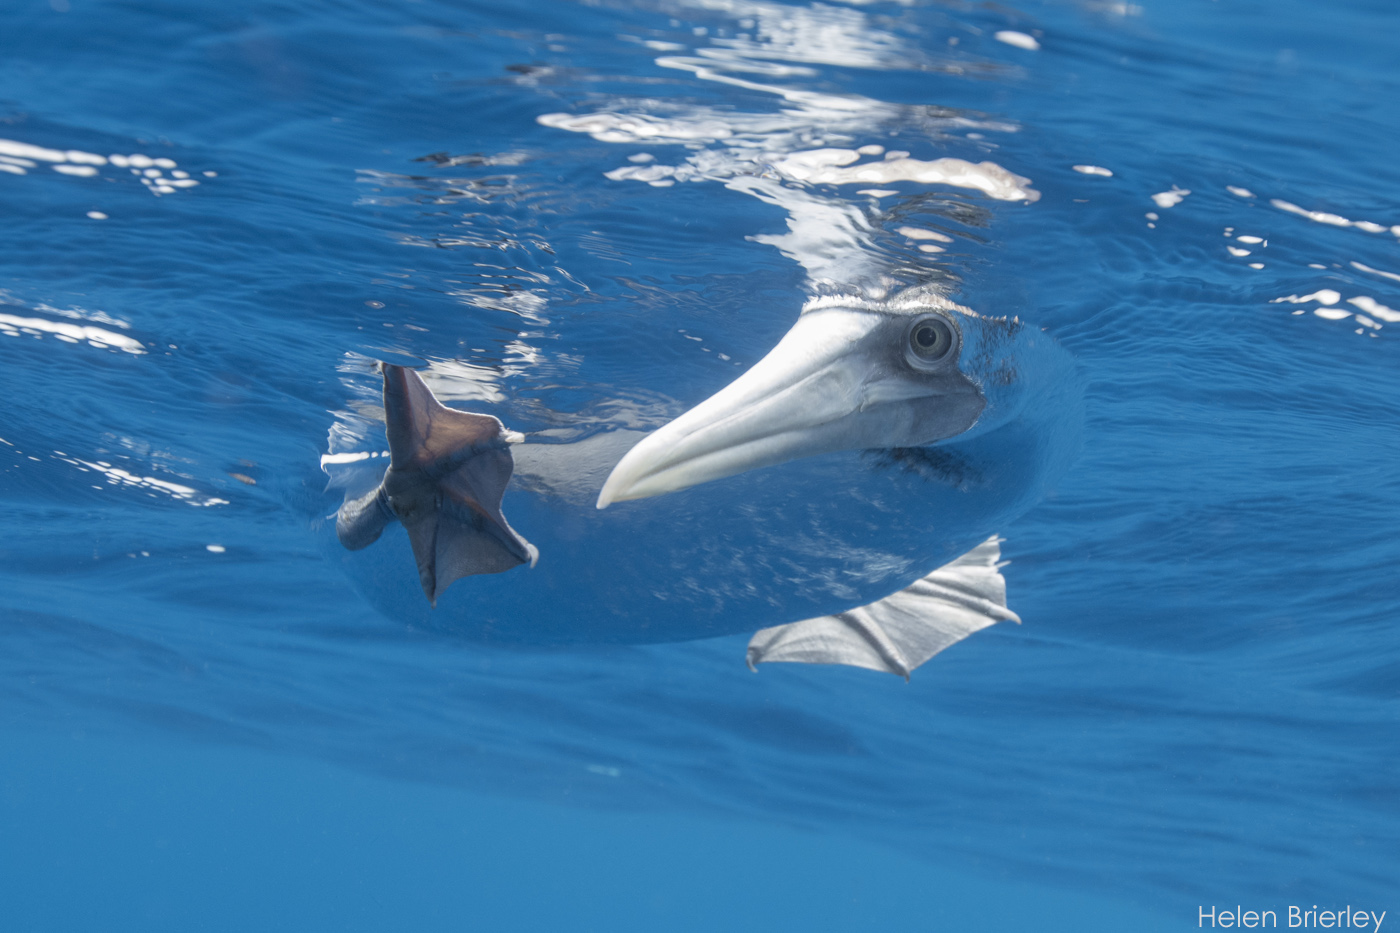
[59,456,228,506]
[604,163,678,186]
[1271,199,1392,235]
[0,313,145,353]
[537,0,1034,288]
[0,139,107,170]
[1350,261,1400,284]
[320,451,377,466]
[994,30,1040,50]
[773,149,1039,201]
[34,303,131,330]
[1151,187,1190,209]
[897,226,953,242]
[0,139,66,162]
[1271,199,1349,227]
[686,3,919,71]
[539,112,734,144]
[1347,296,1400,322]
[1270,290,1340,306]
[0,139,202,197]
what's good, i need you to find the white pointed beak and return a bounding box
[596,307,983,508]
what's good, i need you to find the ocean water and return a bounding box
[1,0,1396,929]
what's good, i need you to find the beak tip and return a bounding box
[595,476,626,509]
[597,439,659,508]
[596,477,638,509]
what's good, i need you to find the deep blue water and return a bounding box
[1,0,1397,929]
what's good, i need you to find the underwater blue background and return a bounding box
[0,0,1396,929]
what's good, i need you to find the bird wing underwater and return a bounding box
[746,536,1020,678]
[335,364,537,606]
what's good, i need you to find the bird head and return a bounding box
[598,289,1028,508]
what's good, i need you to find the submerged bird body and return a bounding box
[329,287,1081,665]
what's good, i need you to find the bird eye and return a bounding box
[906,315,956,366]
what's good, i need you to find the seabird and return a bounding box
[332,285,1078,676]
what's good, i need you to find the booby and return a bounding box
[598,292,992,508]
[330,285,1080,674]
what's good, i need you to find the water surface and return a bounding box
[0,0,1396,928]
